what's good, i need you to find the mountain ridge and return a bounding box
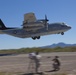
[41,42,76,48]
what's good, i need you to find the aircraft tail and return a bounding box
[0,19,7,30]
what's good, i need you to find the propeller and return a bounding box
[44,15,49,30]
[37,15,49,30]
[45,15,49,22]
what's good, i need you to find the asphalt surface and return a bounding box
[0,52,76,74]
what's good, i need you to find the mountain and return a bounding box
[41,42,76,48]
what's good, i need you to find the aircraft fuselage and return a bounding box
[1,22,71,39]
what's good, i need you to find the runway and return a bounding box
[0,52,76,74]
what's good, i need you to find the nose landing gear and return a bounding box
[61,32,64,35]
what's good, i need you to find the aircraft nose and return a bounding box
[68,26,71,29]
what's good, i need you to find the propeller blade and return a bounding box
[45,15,49,21]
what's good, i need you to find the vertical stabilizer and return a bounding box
[0,19,6,29]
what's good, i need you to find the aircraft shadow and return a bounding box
[45,70,59,72]
[0,53,20,56]
[0,53,13,56]
[22,72,44,75]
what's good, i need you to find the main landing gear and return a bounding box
[32,36,40,40]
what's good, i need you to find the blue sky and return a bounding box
[0,0,76,49]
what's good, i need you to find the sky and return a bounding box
[0,0,76,49]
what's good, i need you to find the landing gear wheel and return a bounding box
[32,36,40,40]
[32,37,36,40]
[37,36,40,39]
[61,32,64,35]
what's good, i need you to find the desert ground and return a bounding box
[0,52,76,75]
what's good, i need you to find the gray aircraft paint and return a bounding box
[2,22,71,38]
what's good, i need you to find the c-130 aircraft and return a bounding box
[0,12,71,40]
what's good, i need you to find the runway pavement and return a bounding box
[0,52,76,74]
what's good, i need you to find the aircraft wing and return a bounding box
[23,12,36,24]
[22,12,44,31]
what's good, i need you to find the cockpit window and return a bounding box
[62,22,64,24]
[62,22,68,26]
